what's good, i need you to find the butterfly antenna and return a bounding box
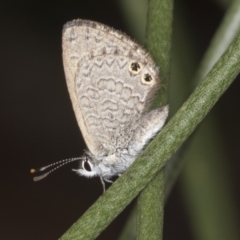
[30,157,83,181]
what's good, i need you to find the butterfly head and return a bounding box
[74,156,100,178]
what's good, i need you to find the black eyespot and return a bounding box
[141,72,154,85]
[144,73,152,82]
[129,61,142,74]
[83,160,92,172]
[131,62,141,72]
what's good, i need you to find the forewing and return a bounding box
[62,19,159,156]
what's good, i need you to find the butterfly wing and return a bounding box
[62,19,159,157]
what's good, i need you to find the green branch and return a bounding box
[136,0,173,239]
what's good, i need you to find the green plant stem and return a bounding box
[146,0,173,106]
[136,0,173,239]
[59,33,240,240]
[137,173,165,240]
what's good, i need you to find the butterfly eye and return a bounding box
[141,73,154,85]
[129,61,142,74]
[82,160,92,172]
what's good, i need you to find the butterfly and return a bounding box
[31,19,168,190]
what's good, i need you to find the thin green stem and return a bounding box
[136,0,173,239]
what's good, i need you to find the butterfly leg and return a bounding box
[100,175,106,193]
